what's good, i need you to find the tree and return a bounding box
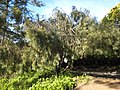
[101,3,120,28]
[0,0,44,42]
[22,6,99,74]
[0,0,44,75]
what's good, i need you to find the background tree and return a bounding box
[0,0,44,76]
[101,3,120,28]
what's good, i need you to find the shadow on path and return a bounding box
[94,78,120,89]
[74,78,120,90]
[72,67,120,90]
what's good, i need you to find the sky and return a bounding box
[31,0,120,21]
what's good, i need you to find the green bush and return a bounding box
[30,75,75,90]
[0,71,90,90]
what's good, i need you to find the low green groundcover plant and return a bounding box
[0,71,90,90]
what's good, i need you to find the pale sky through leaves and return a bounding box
[30,0,120,21]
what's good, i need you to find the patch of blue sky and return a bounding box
[29,0,120,21]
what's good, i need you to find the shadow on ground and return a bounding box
[71,66,120,90]
[94,78,120,89]
[74,78,120,90]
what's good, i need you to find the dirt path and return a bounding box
[74,77,120,90]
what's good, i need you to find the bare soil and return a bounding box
[74,77,120,90]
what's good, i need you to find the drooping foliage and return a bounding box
[22,7,99,74]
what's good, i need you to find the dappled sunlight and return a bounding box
[74,78,120,90]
